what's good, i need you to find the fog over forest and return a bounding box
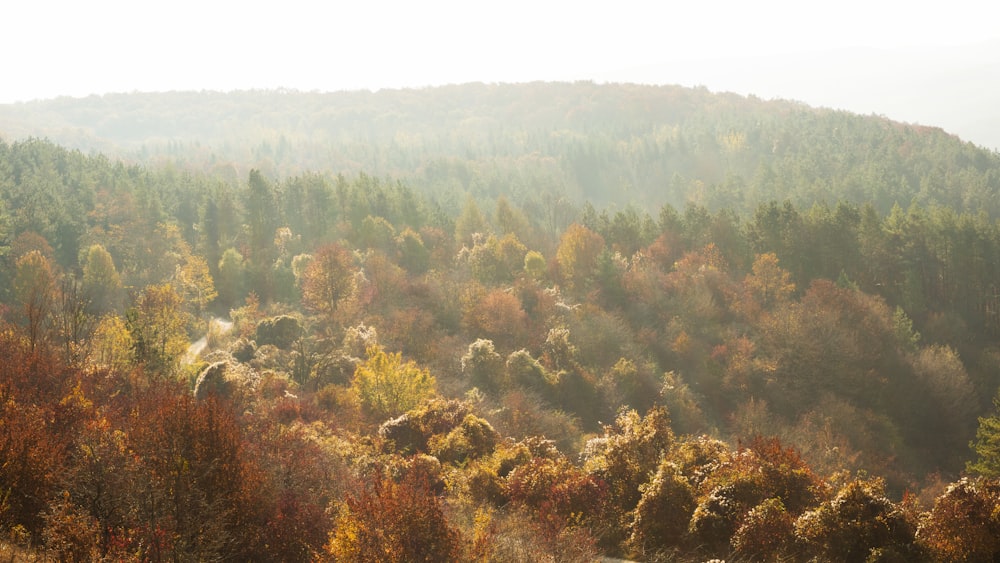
[3,3,1000,560]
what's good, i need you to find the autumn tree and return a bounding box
[326,472,460,562]
[916,478,1000,561]
[583,406,674,545]
[55,274,92,366]
[127,284,190,377]
[300,243,356,321]
[88,314,135,378]
[174,253,217,319]
[505,455,608,537]
[627,459,697,557]
[352,345,436,420]
[744,252,795,309]
[81,243,121,315]
[463,288,529,351]
[123,390,263,561]
[556,223,605,290]
[14,249,57,352]
[794,478,916,562]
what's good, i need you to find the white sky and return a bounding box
[2,0,999,117]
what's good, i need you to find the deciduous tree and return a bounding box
[352,345,436,420]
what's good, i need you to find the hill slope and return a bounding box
[2,82,999,215]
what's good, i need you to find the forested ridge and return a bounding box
[2,83,1000,561]
[4,82,1000,214]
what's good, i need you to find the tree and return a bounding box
[244,169,278,257]
[524,250,547,280]
[175,254,217,319]
[127,284,190,377]
[916,478,1000,562]
[583,406,674,545]
[455,196,489,247]
[794,478,915,562]
[464,288,528,351]
[556,223,605,290]
[14,249,57,353]
[89,314,134,377]
[461,338,504,392]
[300,243,356,320]
[55,274,93,366]
[627,460,696,557]
[327,472,460,562]
[81,243,121,315]
[397,228,430,274]
[216,247,246,309]
[744,252,795,308]
[357,215,396,252]
[124,390,262,561]
[968,388,1000,478]
[352,345,436,420]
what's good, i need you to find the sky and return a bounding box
[4,0,1000,145]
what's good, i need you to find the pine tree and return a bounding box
[968,389,1000,478]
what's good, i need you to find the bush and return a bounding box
[627,460,696,557]
[326,472,461,562]
[428,414,500,464]
[794,478,915,562]
[255,315,303,349]
[915,477,1000,562]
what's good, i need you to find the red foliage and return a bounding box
[327,471,461,562]
[506,456,608,536]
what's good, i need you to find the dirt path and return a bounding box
[183,317,234,364]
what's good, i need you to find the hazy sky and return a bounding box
[4,0,1000,143]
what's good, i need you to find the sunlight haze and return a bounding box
[5,0,1000,147]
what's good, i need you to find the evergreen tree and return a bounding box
[968,389,1000,478]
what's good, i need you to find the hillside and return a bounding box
[3,82,1000,217]
[2,85,1000,560]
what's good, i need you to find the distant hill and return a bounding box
[2,82,1000,215]
[595,40,1000,153]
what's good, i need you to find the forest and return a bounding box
[2,82,1000,561]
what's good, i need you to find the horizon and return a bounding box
[5,1,1000,149]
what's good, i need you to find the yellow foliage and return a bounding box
[352,346,436,420]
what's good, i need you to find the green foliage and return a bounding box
[127,283,190,377]
[583,405,674,543]
[461,338,504,393]
[524,249,547,280]
[627,460,696,557]
[8,86,1000,562]
[455,197,490,247]
[81,244,121,315]
[428,414,500,464]
[216,247,246,309]
[254,315,303,349]
[14,249,56,351]
[968,389,1000,478]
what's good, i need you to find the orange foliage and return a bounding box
[326,472,461,562]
